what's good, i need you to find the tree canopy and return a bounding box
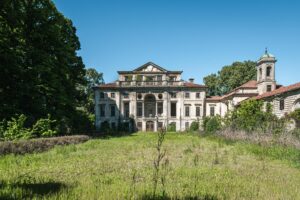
[203,61,257,96]
[0,0,90,133]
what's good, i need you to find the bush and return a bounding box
[31,114,57,137]
[3,115,32,141]
[0,135,89,155]
[167,123,176,132]
[190,121,199,131]
[289,109,300,128]
[203,116,222,134]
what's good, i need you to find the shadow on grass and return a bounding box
[0,180,67,200]
[141,194,219,200]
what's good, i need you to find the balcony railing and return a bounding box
[119,81,182,87]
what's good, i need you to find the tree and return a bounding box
[0,0,87,133]
[204,61,257,96]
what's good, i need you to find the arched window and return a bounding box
[259,68,262,80]
[266,66,272,77]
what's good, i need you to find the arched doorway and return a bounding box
[146,121,154,132]
[144,94,156,117]
[293,99,300,111]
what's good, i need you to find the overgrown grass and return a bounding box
[0,132,300,199]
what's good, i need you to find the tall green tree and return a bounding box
[204,61,257,96]
[0,0,87,133]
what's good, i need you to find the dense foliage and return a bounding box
[203,61,256,96]
[189,121,199,131]
[202,116,222,133]
[0,114,57,141]
[0,0,101,134]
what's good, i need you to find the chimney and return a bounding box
[189,78,194,83]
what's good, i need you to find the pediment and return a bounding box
[133,62,167,72]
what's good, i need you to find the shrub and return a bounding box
[31,114,57,137]
[0,135,89,155]
[167,123,176,132]
[203,116,222,134]
[289,109,300,128]
[3,115,32,141]
[190,121,199,131]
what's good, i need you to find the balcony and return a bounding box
[119,81,182,87]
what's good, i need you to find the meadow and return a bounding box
[0,132,300,200]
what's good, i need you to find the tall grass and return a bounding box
[0,132,300,199]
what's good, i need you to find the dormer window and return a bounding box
[266,66,272,77]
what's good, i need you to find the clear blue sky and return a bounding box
[53,0,300,85]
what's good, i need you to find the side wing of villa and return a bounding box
[93,50,300,131]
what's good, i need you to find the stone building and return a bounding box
[94,50,300,131]
[93,62,206,132]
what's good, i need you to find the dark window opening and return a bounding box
[196,93,200,98]
[110,93,115,98]
[185,122,189,130]
[267,66,272,77]
[137,122,142,131]
[157,102,163,115]
[280,99,285,110]
[171,102,177,117]
[267,85,272,92]
[196,106,201,117]
[100,92,105,99]
[100,104,105,117]
[137,102,143,117]
[185,92,190,98]
[124,102,130,118]
[185,106,190,117]
[210,106,215,116]
[110,105,115,117]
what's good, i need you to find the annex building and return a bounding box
[94,50,300,131]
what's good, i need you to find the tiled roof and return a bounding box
[206,96,222,101]
[256,82,300,100]
[239,80,257,88]
[95,82,117,88]
[183,82,207,88]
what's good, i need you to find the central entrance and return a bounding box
[146,121,154,132]
[144,94,156,117]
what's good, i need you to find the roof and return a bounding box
[239,80,257,88]
[206,80,258,102]
[118,62,183,74]
[259,48,275,60]
[256,82,300,100]
[206,96,222,101]
[94,81,207,89]
[183,82,207,88]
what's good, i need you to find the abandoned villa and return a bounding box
[93,50,300,132]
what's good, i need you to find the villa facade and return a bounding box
[94,51,300,131]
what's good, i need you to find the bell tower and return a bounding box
[257,48,277,95]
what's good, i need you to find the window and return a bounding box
[137,102,143,117]
[157,75,162,81]
[185,106,190,117]
[124,102,130,118]
[267,85,272,92]
[210,106,215,116]
[259,68,262,80]
[111,122,116,130]
[267,66,272,77]
[110,105,115,117]
[110,93,115,98]
[185,92,190,99]
[137,93,142,99]
[185,122,189,130]
[196,92,201,99]
[157,102,163,115]
[196,106,201,117]
[158,93,163,99]
[100,92,105,99]
[137,122,143,131]
[169,76,176,81]
[170,92,176,98]
[171,102,177,117]
[280,99,285,110]
[99,104,105,117]
[123,92,129,99]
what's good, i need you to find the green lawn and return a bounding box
[1,132,300,199]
